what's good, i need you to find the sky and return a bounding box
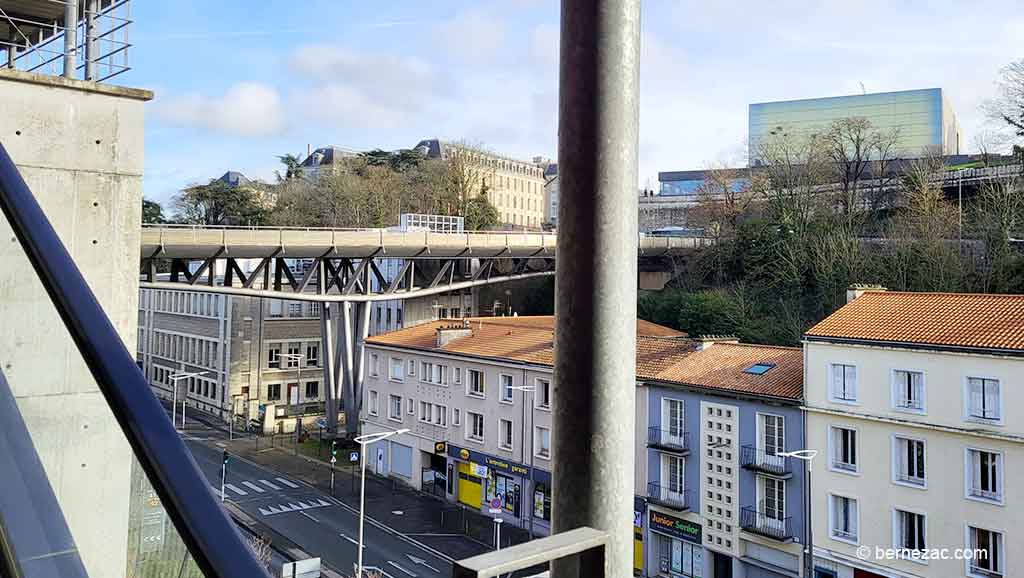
[125,1,1024,206]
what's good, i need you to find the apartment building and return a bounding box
[359,316,685,539]
[414,139,547,228]
[638,338,805,578]
[804,289,1021,578]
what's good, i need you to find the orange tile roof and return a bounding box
[641,343,803,400]
[367,316,802,400]
[805,291,1024,352]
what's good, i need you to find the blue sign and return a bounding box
[349,450,360,463]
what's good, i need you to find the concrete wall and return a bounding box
[0,69,151,578]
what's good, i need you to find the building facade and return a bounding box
[638,340,806,578]
[804,289,1020,578]
[749,88,960,166]
[414,139,547,228]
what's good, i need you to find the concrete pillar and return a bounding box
[318,275,337,436]
[63,0,78,79]
[552,0,640,577]
[0,68,152,578]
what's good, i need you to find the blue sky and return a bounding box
[125,1,1023,206]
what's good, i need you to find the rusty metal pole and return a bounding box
[552,0,640,576]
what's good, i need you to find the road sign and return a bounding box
[330,456,337,464]
[315,417,327,429]
[282,557,321,578]
[490,497,502,509]
[349,450,360,464]
[139,487,166,554]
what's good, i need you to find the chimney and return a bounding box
[695,335,739,350]
[846,284,886,304]
[436,321,472,347]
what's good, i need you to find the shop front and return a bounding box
[648,508,706,578]
[445,443,551,534]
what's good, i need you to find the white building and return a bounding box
[804,288,1020,578]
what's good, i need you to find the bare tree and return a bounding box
[247,534,273,574]
[690,164,757,236]
[970,176,1024,292]
[754,126,830,237]
[983,59,1024,140]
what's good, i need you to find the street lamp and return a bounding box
[279,352,306,444]
[777,449,818,578]
[353,428,409,578]
[169,371,210,429]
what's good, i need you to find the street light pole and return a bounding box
[169,371,210,429]
[510,384,536,538]
[353,428,409,578]
[778,449,818,578]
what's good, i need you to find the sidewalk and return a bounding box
[181,408,532,562]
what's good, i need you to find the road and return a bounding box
[166,404,453,578]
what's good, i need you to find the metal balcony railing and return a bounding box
[740,445,791,477]
[740,506,793,541]
[646,482,691,512]
[647,426,689,453]
[0,143,271,578]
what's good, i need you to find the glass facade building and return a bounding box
[748,88,960,166]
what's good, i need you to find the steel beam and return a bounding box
[318,261,338,437]
[553,1,640,577]
[63,0,78,78]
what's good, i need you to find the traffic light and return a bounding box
[222,450,229,465]
[331,441,337,458]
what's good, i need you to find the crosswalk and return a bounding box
[211,477,300,497]
[259,499,331,517]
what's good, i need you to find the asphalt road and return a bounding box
[185,438,452,578]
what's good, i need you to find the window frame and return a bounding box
[891,434,927,489]
[267,383,281,401]
[890,368,926,414]
[964,447,1005,506]
[891,507,928,563]
[467,369,485,398]
[388,394,403,422]
[828,493,860,545]
[368,390,379,416]
[534,425,551,459]
[535,377,551,410]
[828,424,859,475]
[964,375,1004,425]
[388,357,405,383]
[499,418,514,451]
[828,363,859,404]
[965,523,1005,578]
[499,373,514,404]
[466,411,485,443]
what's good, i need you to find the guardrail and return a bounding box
[646,483,691,512]
[740,445,791,476]
[739,506,792,541]
[646,427,689,453]
[0,143,271,578]
[452,526,607,578]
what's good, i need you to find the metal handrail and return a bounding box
[0,143,271,578]
[453,526,607,578]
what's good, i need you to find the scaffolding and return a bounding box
[0,0,131,82]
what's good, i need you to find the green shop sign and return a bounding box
[649,510,701,544]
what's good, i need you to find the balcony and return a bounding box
[647,427,689,454]
[740,445,791,477]
[740,506,793,541]
[646,482,691,512]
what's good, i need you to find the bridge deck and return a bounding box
[140,225,710,260]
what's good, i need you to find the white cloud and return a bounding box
[434,9,507,64]
[154,82,284,137]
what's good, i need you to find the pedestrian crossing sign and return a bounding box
[349,450,360,463]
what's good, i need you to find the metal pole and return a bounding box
[805,458,814,578]
[528,388,535,539]
[62,0,78,78]
[172,382,178,429]
[319,265,338,437]
[553,1,640,576]
[357,447,367,578]
[220,462,226,502]
[331,459,336,496]
[84,0,97,80]
[958,172,963,245]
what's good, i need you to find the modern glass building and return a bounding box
[748,88,960,166]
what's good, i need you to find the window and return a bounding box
[287,302,302,317]
[660,398,685,446]
[760,413,784,456]
[407,398,414,414]
[534,426,551,458]
[743,362,775,375]
[388,395,402,420]
[830,426,857,473]
[453,408,461,426]
[467,412,484,442]
[967,449,1003,503]
[389,358,404,382]
[661,454,685,495]
[306,344,319,367]
[454,367,462,384]
[419,401,433,423]
[968,526,1004,578]
[894,509,926,556]
[500,374,514,402]
[408,359,416,376]
[892,370,924,412]
[267,383,281,401]
[434,404,447,427]
[829,494,858,543]
[269,299,283,317]
[305,381,318,399]
[286,344,300,368]
[536,378,551,409]
[468,369,484,397]
[268,345,281,369]
[967,377,1001,422]
[499,419,514,450]
[368,390,379,416]
[893,436,926,487]
[829,364,857,402]
[760,476,786,524]
[370,353,379,377]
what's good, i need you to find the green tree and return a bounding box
[463,190,500,230]
[275,153,303,182]
[172,180,267,225]
[142,198,166,224]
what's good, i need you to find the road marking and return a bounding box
[388,561,416,576]
[405,554,440,574]
[224,483,247,495]
[241,481,265,493]
[338,533,364,547]
[215,442,226,448]
[259,479,281,490]
[299,511,319,523]
[275,477,300,488]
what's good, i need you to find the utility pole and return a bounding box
[221,450,229,502]
[330,440,337,495]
